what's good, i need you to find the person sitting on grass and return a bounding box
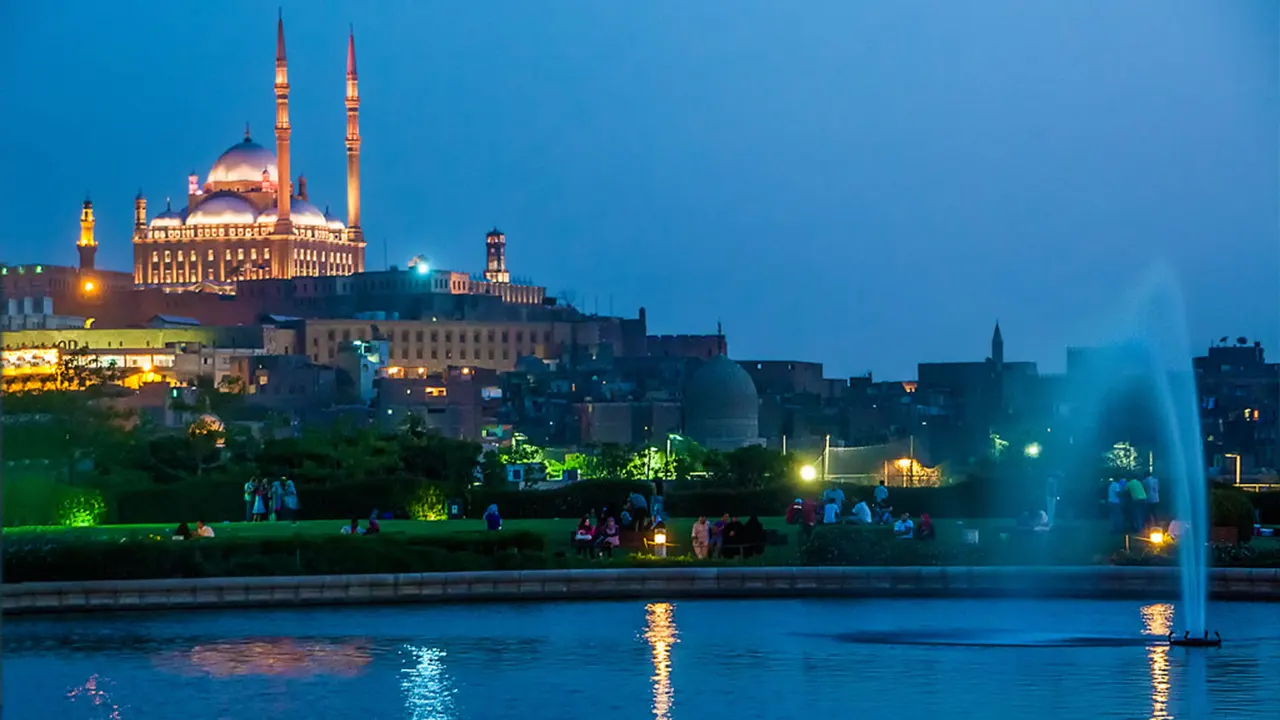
[195,520,215,538]
[917,513,936,541]
[850,499,873,525]
[366,510,382,535]
[574,516,595,556]
[723,516,745,559]
[173,522,192,540]
[742,516,766,558]
[822,497,839,525]
[484,504,502,531]
[1033,510,1051,533]
[594,516,620,557]
[342,519,363,535]
[893,512,915,540]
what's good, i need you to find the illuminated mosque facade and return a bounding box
[132,16,366,293]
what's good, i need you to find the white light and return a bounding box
[1024,442,1042,459]
[415,262,430,275]
[800,465,817,481]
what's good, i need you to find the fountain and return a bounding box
[1068,266,1214,643]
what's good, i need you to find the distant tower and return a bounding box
[484,228,510,283]
[77,197,97,271]
[991,322,1004,370]
[345,26,362,236]
[273,11,293,234]
[133,189,147,229]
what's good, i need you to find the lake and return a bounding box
[5,598,1279,719]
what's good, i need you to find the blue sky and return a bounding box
[1,1,1275,379]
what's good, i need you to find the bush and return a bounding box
[466,480,652,519]
[3,530,547,583]
[406,484,448,521]
[1211,486,1256,544]
[3,475,109,528]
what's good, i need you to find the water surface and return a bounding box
[5,599,1279,719]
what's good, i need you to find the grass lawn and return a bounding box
[2,516,1137,566]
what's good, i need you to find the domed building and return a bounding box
[131,17,366,293]
[683,353,762,451]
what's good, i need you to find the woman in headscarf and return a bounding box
[918,513,936,541]
[252,480,267,522]
[484,504,502,531]
[283,478,299,524]
[691,516,709,559]
[594,516,620,557]
[269,478,284,522]
[743,516,766,558]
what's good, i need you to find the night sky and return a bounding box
[1,1,1275,379]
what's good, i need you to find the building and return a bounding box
[377,367,494,439]
[1195,340,1279,474]
[232,354,338,413]
[683,354,762,451]
[131,17,365,291]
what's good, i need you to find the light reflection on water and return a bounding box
[401,646,456,720]
[152,639,372,678]
[643,603,679,720]
[1141,603,1174,720]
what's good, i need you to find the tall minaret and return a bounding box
[133,189,147,229]
[991,322,1004,371]
[345,26,362,235]
[77,197,97,271]
[273,12,293,234]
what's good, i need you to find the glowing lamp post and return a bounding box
[653,529,667,558]
[1149,529,1164,545]
[800,465,817,482]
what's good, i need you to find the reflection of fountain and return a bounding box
[643,602,679,720]
[66,674,123,719]
[1142,604,1173,720]
[153,639,371,678]
[402,646,456,720]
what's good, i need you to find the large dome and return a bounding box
[683,355,760,451]
[187,192,258,225]
[207,138,278,185]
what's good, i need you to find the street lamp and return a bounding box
[1024,442,1042,459]
[652,528,667,557]
[1224,453,1242,485]
[800,464,817,482]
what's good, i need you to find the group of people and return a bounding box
[1107,472,1160,534]
[690,514,767,559]
[784,482,934,541]
[574,514,622,557]
[340,510,383,535]
[172,520,216,539]
[243,477,300,523]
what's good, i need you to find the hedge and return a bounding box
[3,530,546,583]
[110,478,437,525]
[465,480,652,520]
[4,475,106,528]
[797,524,1114,566]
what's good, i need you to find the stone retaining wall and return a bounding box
[5,566,1279,614]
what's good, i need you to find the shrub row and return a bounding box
[466,480,652,520]
[3,530,546,583]
[797,524,1117,567]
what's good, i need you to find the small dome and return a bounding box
[683,355,760,451]
[257,198,326,228]
[150,203,186,227]
[207,137,278,185]
[187,192,258,225]
[324,205,346,229]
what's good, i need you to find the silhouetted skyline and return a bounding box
[1,1,1275,378]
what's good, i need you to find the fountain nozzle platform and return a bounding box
[1168,631,1221,648]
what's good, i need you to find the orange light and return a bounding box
[895,458,912,470]
[83,280,96,292]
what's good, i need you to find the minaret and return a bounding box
[345,26,362,235]
[273,12,293,234]
[484,228,509,283]
[77,197,97,271]
[134,189,147,229]
[991,322,1004,370]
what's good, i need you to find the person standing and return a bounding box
[243,478,257,523]
[691,516,709,559]
[1143,472,1161,525]
[1045,472,1061,528]
[1124,475,1148,532]
[269,478,284,522]
[283,478,299,524]
[874,480,889,507]
[1107,478,1124,534]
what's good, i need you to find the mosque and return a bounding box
[131,16,366,293]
